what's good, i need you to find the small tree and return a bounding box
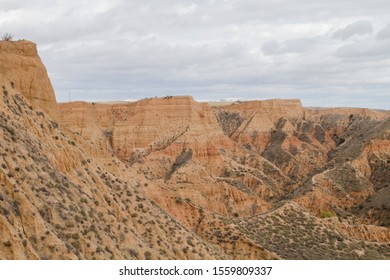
[2,33,14,41]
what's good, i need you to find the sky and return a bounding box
[1,0,390,109]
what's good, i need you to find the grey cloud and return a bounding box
[332,20,373,40]
[283,37,320,53]
[215,0,390,25]
[262,41,280,56]
[377,23,390,40]
[262,37,319,56]
[335,37,390,58]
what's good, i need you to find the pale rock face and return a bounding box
[111,96,229,160]
[220,99,304,154]
[0,40,58,118]
[59,96,235,169]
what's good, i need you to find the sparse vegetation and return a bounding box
[1,33,13,41]
[320,210,336,219]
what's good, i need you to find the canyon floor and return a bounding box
[1,40,389,259]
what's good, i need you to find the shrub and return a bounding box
[71,240,81,251]
[29,235,38,244]
[12,200,20,216]
[320,210,336,218]
[144,251,152,260]
[1,33,13,41]
[103,129,113,138]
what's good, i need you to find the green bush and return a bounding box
[320,210,336,218]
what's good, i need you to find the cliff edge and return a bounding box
[0,40,58,118]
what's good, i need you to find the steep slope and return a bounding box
[291,116,390,215]
[239,202,390,259]
[0,87,234,259]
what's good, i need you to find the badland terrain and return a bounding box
[0,40,389,259]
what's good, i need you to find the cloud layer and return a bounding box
[1,0,390,109]
[332,20,373,40]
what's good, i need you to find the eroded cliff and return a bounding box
[0,40,58,118]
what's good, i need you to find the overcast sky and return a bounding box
[1,0,390,108]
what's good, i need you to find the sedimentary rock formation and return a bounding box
[0,40,58,118]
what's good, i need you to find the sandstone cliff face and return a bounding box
[214,100,327,182]
[59,97,284,219]
[0,40,58,118]
[59,101,120,156]
[111,96,228,162]
[217,99,303,151]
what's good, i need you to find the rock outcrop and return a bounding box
[0,40,58,118]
